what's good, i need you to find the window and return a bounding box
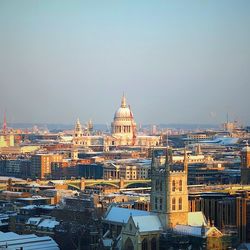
[172,198,176,211]
[179,180,182,191]
[172,180,176,192]
[155,197,158,209]
[155,180,159,191]
[151,238,157,250]
[142,239,148,250]
[159,198,163,210]
[179,197,182,210]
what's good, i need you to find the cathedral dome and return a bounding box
[111,95,136,140]
[114,107,132,119]
[114,95,133,119]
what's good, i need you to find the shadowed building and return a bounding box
[241,143,250,185]
[31,153,63,179]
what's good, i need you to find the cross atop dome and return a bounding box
[121,94,127,108]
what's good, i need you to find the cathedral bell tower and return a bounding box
[150,148,189,228]
[73,118,83,146]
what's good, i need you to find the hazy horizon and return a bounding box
[3,122,221,132]
[0,1,249,125]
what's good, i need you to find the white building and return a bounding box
[73,95,160,149]
[0,231,59,250]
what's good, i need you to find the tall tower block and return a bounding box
[150,148,189,228]
[241,143,250,184]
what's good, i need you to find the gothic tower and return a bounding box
[73,118,83,146]
[150,148,189,228]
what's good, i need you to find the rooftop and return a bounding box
[0,232,59,250]
[104,206,150,224]
[132,215,162,232]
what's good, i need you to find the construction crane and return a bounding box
[129,105,136,146]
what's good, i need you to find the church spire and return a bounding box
[121,94,127,108]
[74,118,83,136]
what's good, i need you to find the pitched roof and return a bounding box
[188,212,207,226]
[0,232,59,250]
[104,206,150,224]
[132,215,162,232]
[26,217,42,226]
[38,219,60,229]
[174,225,205,237]
[173,225,222,238]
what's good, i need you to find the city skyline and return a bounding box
[0,1,249,125]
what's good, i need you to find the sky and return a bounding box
[0,0,249,125]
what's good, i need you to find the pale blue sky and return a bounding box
[0,1,249,125]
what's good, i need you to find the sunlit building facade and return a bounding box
[72,95,160,149]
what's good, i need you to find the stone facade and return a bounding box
[150,149,189,228]
[72,95,160,149]
[122,217,159,250]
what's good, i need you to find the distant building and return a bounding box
[51,162,103,179]
[241,144,250,185]
[103,159,150,180]
[73,95,160,149]
[0,113,15,148]
[31,153,63,179]
[0,133,14,148]
[185,132,213,145]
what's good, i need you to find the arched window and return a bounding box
[179,180,182,191]
[172,180,176,192]
[179,197,182,210]
[142,238,148,250]
[172,198,176,211]
[151,237,157,250]
[124,237,134,250]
